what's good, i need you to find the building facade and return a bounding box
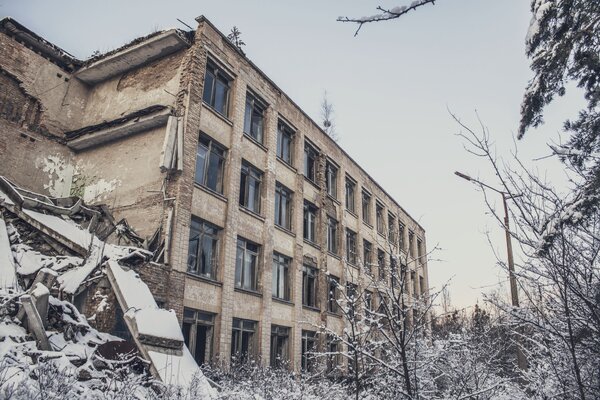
[0,16,429,371]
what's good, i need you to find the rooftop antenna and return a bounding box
[176,18,194,31]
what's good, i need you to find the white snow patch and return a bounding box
[22,209,93,249]
[0,218,17,288]
[132,308,184,342]
[83,178,120,203]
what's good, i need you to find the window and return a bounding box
[420,276,426,296]
[345,177,356,213]
[408,230,415,258]
[417,238,423,264]
[195,135,226,193]
[364,290,374,317]
[231,318,257,362]
[277,120,294,165]
[203,60,231,117]
[274,183,292,230]
[363,240,373,273]
[326,216,338,254]
[182,308,215,365]
[239,161,263,214]
[243,91,266,143]
[326,335,341,373]
[270,325,290,368]
[304,142,318,183]
[303,201,318,243]
[411,271,418,298]
[346,229,357,265]
[303,265,318,308]
[328,275,340,314]
[399,223,406,250]
[272,253,291,301]
[326,161,338,198]
[362,191,371,224]
[301,330,318,372]
[235,238,260,291]
[346,282,358,319]
[391,256,399,286]
[378,249,386,281]
[187,217,220,280]
[376,203,385,235]
[388,214,396,243]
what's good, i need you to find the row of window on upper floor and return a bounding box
[200,58,424,256]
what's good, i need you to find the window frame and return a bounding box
[272,252,291,301]
[243,91,267,144]
[187,217,220,280]
[376,202,385,235]
[274,182,293,230]
[326,215,339,255]
[302,264,318,308]
[362,190,372,225]
[276,120,295,166]
[326,161,338,199]
[301,330,318,372]
[346,228,358,265]
[231,318,258,362]
[345,176,356,213]
[303,200,318,243]
[303,141,318,183]
[363,239,373,273]
[239,161,263,214]
[235,237,260,292]
[377,248,386,281]
[202,59,232,117]
[182,308,215,365]
[270,325,290,368]
[327,275,340,314]
[195,134,226,194]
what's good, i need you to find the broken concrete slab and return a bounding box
[0,217,17,289]
[21,294,51,350]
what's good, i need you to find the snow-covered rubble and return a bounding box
[0,176,216,398]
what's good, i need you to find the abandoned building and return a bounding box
[0,15,429,372]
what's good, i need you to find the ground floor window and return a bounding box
[301,330,318,372]
[182,308,215,365]
[270,325,290,368]
[231,318,258,363]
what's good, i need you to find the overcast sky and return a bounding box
[2,0,581,309]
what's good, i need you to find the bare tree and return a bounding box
[320,91,338,142]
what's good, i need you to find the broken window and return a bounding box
[235,237,260,291]
[182,308,215,365]
[302,265,318,308]
[301,330,318,372]
[239,161,263,214]
[399,222,406,251]
[362,191,371,225]
[303,141,318,183]
[326,335,341,373]
[363,240,372,273]
[303,201,318,243]
[328,275,340,314]
[231,318,257,363]
[364,290,374,317]
[277,120,294,165]
[376,202,385,235]
[388,213,396,243]
[378,249,386,281]
[272,252,291,301]
[326,215,338,255]
[244,91,266,143]
[187,217,220,280]
[195,134,226,194]
[346,282,358,319]
[270,325,290,368]
[346,228,357,265]
[345,177,356,213]
[274,182,292,230]
[203,59,232,117]
[326,161,338,198]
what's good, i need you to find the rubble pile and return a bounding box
[0,176,216,398]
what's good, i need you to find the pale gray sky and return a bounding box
[2,0,581,309]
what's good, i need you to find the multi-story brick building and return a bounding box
[0,15,429,371]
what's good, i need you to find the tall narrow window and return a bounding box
[417,238,423,264]
[326,161,338,198]
[411,271,418,298]
[203,60,232,117]
[182,308,215,365]
[303,201,318,243]
[235,237,260,291]
[388,214,396,243]
[346,229,357,265]
[277,120,294,165]
[362,191,371,225]
[243,92,266,143]
[346,282,358,319]
[363,240,373,273]
[399,223,406,250]
[326,216,338,254]
[302,265,318,308]
[345,177,356,213]
[187,217,220,280]
[328,275,340,314]
[239,161,263,214]
[301,330,318,372]
[195,135,226,193]
[408,230,415,258]
[231,318,257,362]
[274,183,292,230]
[376,203,385,235]
[270,325,290,368]
[378,249,386,281]
[304,142,318,183]
[272,252,290,301]
[364,290,374,317]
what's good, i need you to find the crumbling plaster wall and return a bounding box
[79,51,185,127]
